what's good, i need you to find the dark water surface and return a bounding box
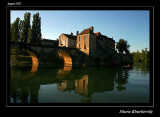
[10,63,149,103]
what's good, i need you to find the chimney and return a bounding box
[76,31,79,35]
[90,26,94,32]
[71,32,73,36]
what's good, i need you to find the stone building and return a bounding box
[77,26,97,56]
[95,32,115,53]
[58,26,116,56]
[77,26,115,56]
[59,33,77,48]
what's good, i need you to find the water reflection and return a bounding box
[115,69,129,91]
[57,65,72,79]
[10,64,149,103]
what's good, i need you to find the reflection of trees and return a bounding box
[30,86,39,103]
[134,63,149,74]
[20,88,29,103]
[140,63,150,74]
[10,87,29,103]
[10,67,60,103]
[10,66,132,103]
[115,69,129,91]
[10,85,40,103]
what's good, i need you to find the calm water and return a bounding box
[10,63,149,103]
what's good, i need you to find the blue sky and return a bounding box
[11,10,149,52]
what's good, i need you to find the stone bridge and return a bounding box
[10,42,89,68]
[10,41,133,70]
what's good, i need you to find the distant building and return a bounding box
[59,33,77,48]
[58,26,116,56]
[77,26,115,55]
[41,39,58,46]
[77,26,97,55]
[95,31,115,54]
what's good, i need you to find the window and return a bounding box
[79,36,81,41]
[84,35,86,41]
[65,40,66,45]
[79,44,81,49]
[84,43,86,49]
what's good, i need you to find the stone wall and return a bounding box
[76,34,90,55]
[59,34,68,47]
[68,38,76,48]
[89,34,97,57]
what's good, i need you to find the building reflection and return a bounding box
[75,75,88,96]
[58,80,75,92]
[10,66,129,103]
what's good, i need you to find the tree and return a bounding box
[144,48,149,63]
[12,17,20,41]
[116,39,130,54]
[28,28,32,43]
[19,20,24,42]
[10,23,13,41]
[11,12,42,44]
[131,48,150,63]
[141,49,145,62]
[20,12,31,43]
[30,12,42,44]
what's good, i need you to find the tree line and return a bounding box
[131,48,150,63]
[10,12,41,44]
[116,39,150,63]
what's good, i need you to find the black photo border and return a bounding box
[3,4,156,113]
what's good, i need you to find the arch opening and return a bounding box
[57,51,72,66]
[22,49,39,72]
[57,51,72,77]
[10,47,38,80]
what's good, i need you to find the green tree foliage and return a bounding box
[28,28,32,43]
[11,12,42,44]
[10,23,13,41]
[20,12,31,43]
[116,39,130,54]
[19,20,24,42]
[30,13,42,44]
[11,17,20,41]
[131,48,150,63]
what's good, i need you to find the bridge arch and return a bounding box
[21,49,39,72]
[57,50,72,66]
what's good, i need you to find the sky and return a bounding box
[11,10,149,52]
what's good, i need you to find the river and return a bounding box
[10,63,149,103]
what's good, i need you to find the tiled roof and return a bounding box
[63,34,77,40]
[100,35,115,43]
[95,33,115,43]
[94,32,101,36]
[79,28,94,35]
